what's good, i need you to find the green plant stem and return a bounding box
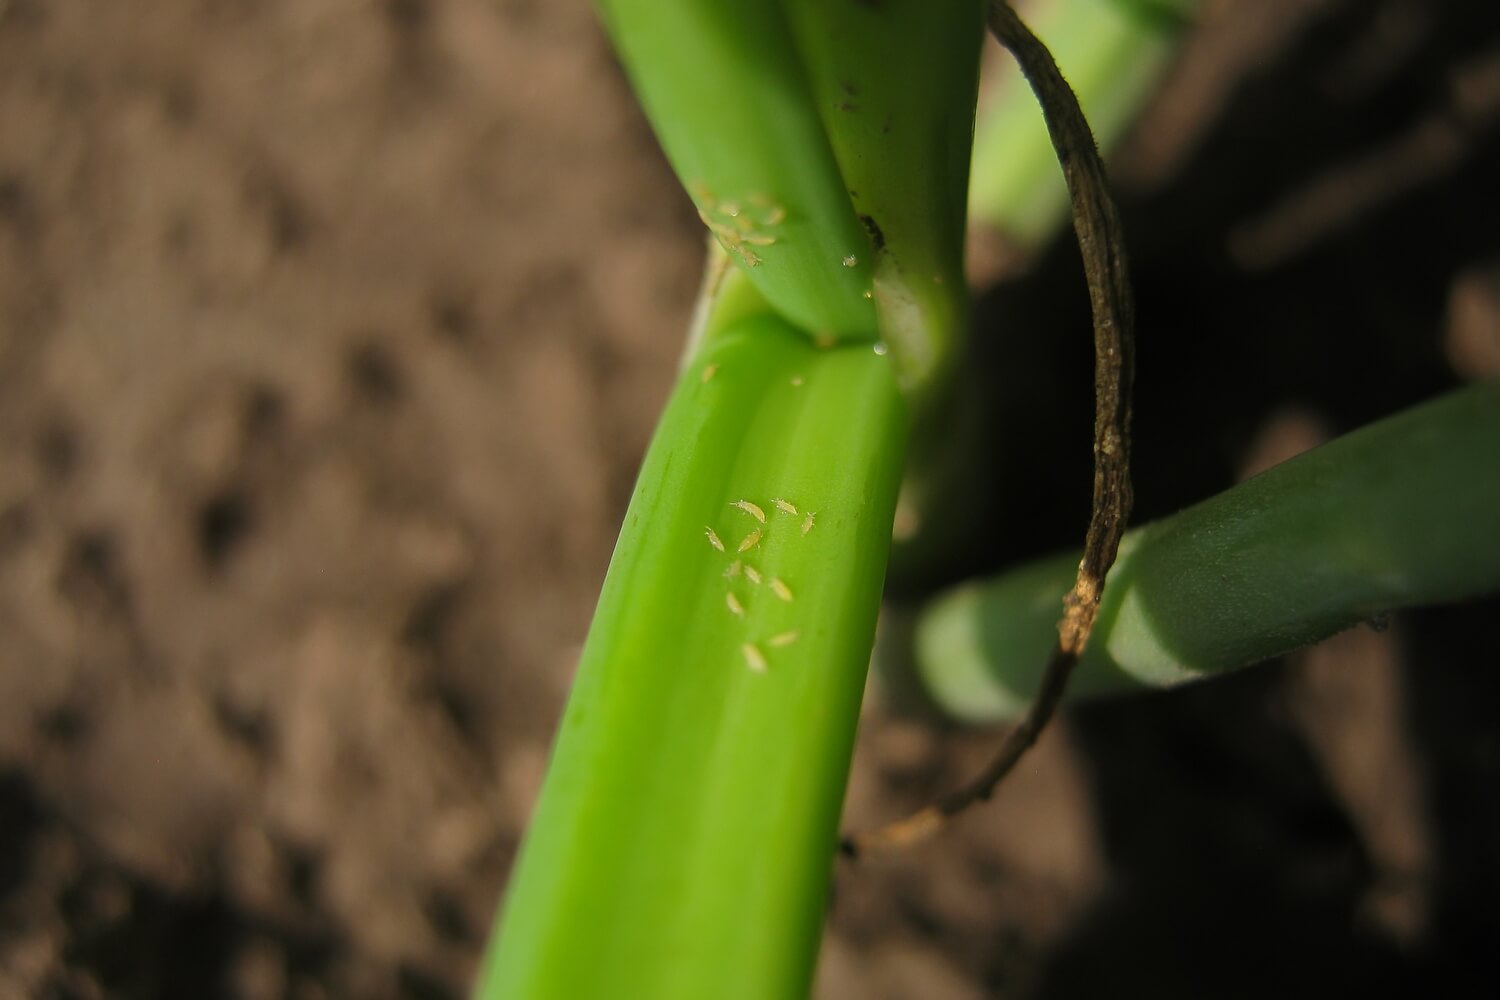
[914,382,1500,723]
[781,0,985,397]
[970,0,1200,246]
[477,314,906,999]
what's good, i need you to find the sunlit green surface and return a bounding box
[918,382,1500,721]
[479,316,907,999]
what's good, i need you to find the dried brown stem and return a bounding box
[842,0,1135,858]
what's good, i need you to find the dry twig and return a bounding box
[843,0,1136,857]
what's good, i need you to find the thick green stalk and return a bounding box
[781,0,986,395]
[478,315,906,998]
[914,382,1500,722]
[970,0,1199,246]
[596,0,878,339]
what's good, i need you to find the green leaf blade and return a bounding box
[914,382,1500,722]
[597,0,880,340]
[479,315,907,999]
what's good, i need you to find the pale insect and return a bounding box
[744,565,763,585]
[737,528,762,553]
[700,363,719,383]
[773,499,798,516]
[732,500,767,523]
[741,643,768,673]
[725,592,745,617]
[723,560,742,579]
[769,631,800,647]
[801,512,815,535]
[705,526,726,552]
[770,578,794,603]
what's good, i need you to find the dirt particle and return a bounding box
[424,886,476,946]
[401,581,465,651]
[0,172,40,243]
[397,961,460,1000]
[429,289,476,342]
[0,0,49,29]
[243,383,286,442]
[197,488,254,570]
[35,416,79,483]
[346,339,405,405]
[242,169,310,254]
[0,502,33,557]
[37,702,90,746]
[56,530,132,620]
[281,842,323,908]
[164,80,198,127]
[384,0,431,34]
[211,694,272,759]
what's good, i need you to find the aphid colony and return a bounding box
[705,496,815,672]
[693,187,785,269]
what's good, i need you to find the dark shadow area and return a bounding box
[887,1,1500,995]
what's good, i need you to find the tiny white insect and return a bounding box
[700,363,719,383]
[723,560,742,579]
[773,499,798,516]
[705,526,725,552]
[737,528,762,553]
[744,565,763,585]
[726,592,745,617]
[741,643,768,673]
[769,631,800,647]
[732,500,767,523]
[842,255,858,268]
[801,513,815,536]
[770,578,794,603]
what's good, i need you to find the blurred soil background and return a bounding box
[1,0,1498,997]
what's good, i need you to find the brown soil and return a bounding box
[2,1,1498,998]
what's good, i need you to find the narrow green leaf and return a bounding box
[597,0,879,339]
[913,382,1500,722]
[479,315,907,999]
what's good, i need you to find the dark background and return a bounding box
[2,0,1497,997]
